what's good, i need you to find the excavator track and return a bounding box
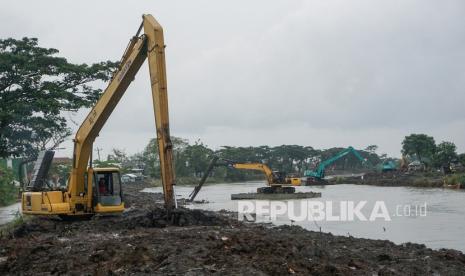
[257,186,296,194]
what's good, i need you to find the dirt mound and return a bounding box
[2,182,465,275]
[120,207,231,229]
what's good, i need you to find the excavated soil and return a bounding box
[1,182,465,275]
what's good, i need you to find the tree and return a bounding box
[401,134,436,165]
[48,161,71,187]
[107,148,128,164]
[141,136,189,178]
[181,140,214,177]
[365,145,378,154]
[433,141,457,167]
[0,165,16,206]
[459,153,465,167]
[0,37,117,158]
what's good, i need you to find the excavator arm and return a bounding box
[70,14,175,210]
[231,163,275,185]
[305,146,369,179]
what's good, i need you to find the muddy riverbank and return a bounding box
[328,171,444,188]
[1,182,464,275]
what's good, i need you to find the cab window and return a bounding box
[94,171,121,196]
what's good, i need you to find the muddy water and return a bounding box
[0,202,21,225]
[146,182,465,252]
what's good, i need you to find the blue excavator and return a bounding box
[304,146,371,183]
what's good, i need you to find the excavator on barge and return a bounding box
[187,157,317,202]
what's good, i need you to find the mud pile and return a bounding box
[1,182,465,275]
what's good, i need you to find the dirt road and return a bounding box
[1,183,464,275]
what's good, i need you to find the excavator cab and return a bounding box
[272,171,287,184]
[92,168,124,213]
[273,171,301,186]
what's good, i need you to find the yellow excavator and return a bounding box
[231,162,301,192]
[188,157,301,201]
[21,14,176,217]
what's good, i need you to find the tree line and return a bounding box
[401,134,464,169]
[100,134,465,182]
[100,138,382,182]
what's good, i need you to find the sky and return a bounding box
[1,0,464,158]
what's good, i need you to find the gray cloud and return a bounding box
[1,0,464,157]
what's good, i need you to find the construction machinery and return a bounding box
[188,157,300,201]
[21,14,176,217]
[380,160,397,172]
[230,162,301,192]
[304,146,370,181]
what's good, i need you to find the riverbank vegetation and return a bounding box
[96,133,464,185]
[445,173,465,186]
[0,166,17,206]
[98,138,382,183]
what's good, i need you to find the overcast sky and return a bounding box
[1,0,464,158]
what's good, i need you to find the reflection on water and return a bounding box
[146,182,465,252]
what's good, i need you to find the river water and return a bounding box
[146,182,465,253]
[2,183,463,252]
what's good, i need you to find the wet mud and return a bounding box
[1,182,464,275]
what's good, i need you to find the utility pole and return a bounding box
[95,147,102,161]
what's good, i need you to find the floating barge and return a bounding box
[231,191,322,200]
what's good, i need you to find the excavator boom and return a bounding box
[304,146,369,179]
[232,163,275,185]
[22,14,176,216]
[71,14,175,210]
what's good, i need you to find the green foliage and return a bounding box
[0,165,17,206]
[94,160,120,168]
[433,141,457,167]
[141,137,189,178]
[365,145,378,154]
[138,138,381,183]
[106,148,128,164]
[0,37,117,158]
[401,134,436,165]
[179,141,214,177]
[445,174,465,185]
[48,162,71,187]
[457,153,465,167]
[97,148,130,173]
[216,145,318,173]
